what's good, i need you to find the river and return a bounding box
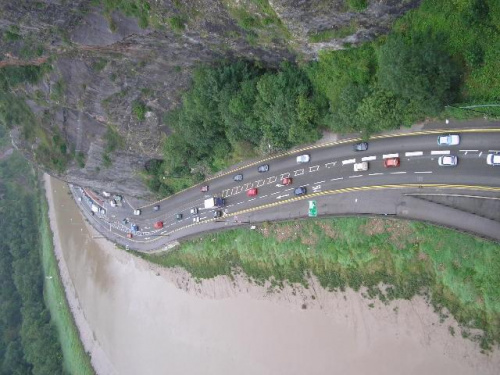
[46,175,499,375]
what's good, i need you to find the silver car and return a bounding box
[486,153,500,166]
[438,155,458,166]
[437,134,460,146]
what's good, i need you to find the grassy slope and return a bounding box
[38,177,95,375]
[141,218,500,351]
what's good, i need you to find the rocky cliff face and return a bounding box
[1,0,420,199]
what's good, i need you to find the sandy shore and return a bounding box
[45,174,500,375]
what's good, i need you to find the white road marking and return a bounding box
[280,172,291,179]
[237,202,243,205]
[325,162,336,168]
[221,189,230,197]
[266,176,277,184]
[261,195,268,198]
[303,184,310,186]
[314,180,325,184]
[276,194,289,199]
[405,151,423,157]
[294,169,305,176]
[342,158,355,165]
[383,153,399,159]
[349,175,363,178]
[461,149,478,152]
[230,187,238,195]
[309,165,320,172]
[312,185,321,192]
[414,171,432,174]
[271,191,280,195]
[369,173,383,176]
[479,152,483,157]
[362,156,376,161]
[249,198,256,202]
[390,171,406,174]
[243,183,254,191]
[331,177,344,181]
[284,188,294,192]
[256,180,265,187]
[227,204,234,207]
[431,150,450,155]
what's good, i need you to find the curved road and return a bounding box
[71,127,500,251]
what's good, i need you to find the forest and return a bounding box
[145,0,499,195]
[0,124,65,374]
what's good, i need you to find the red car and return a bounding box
[154,221,164,229]
[247,188,258,197]
[127,233,133,239]
[384,157,400,168]
[282,177,292,185]
[201,185,209,192]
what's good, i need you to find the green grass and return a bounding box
[309,22,358,42]
[347,0,368,12]
[168,15,187,31]
[140,217,500,350]
[38,177,94,375]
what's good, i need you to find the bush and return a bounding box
[168,15,186,31]
[132,100,148,121]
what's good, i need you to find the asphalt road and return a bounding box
[71,127,500,251]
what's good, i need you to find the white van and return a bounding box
[133,209,141,216]
[353,162,368,172]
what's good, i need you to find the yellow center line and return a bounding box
[132,183,500,244]
[142,127,500,208]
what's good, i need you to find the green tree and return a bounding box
[377,33,461,115]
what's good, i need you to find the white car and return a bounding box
[102,191,111,197]
[353,162,368,172]
[438,155,458,166]
[296,154,310,163]
[486,153,500,166]
[437,134,460,146]
[193,216,200,223]
[133,209,141,215]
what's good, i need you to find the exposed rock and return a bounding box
[0,0,420,199]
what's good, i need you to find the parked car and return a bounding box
[102,191,111,198]
[353,162,368,172]
[193,216,200,223]
[233,174,243,182]
[437,134,460,146]
[282,177,292,185]
[114,195,123,202]
[294,186,307,196]
[438,155,458,166]
[213,210,222,218]
[353,142,368,152]
[154,221,163,229]
[486,153,500,166]
[296,154,310,163]
[153,205,160,211]
[133,209,141,215]
[247,188,258,197]
[122,218,129,225]
[190,207,199,215]
[127,233,133,239]
[384,157,400,168]
[131,224,139,232]
[176,213,183,220]
[258,164,269,173]
[201,185,209,192]
[110,199,117,207]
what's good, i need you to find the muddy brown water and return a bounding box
[49,177,499,375]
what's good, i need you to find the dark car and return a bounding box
[258,164,269,173]
[122,218,129,225]
[176,213,183,220]
[131,224,139,232]
[294,187,307,196]
[213,210,222,218]
[153,205,160,211]
[233,174,243,182]
[353,142,368,152]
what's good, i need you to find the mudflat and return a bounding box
[45,175,500,375]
